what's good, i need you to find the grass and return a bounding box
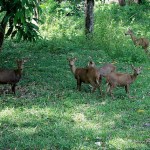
[0,2,150,150]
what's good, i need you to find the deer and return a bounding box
[99,63,116,77]
[0,59,27,94]
[87,61,116,77]
[106,65,142,99]
[125,29,149,53]
[88,62,116,96]
[67,58,102,94]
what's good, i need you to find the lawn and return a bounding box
[0,2,150,150]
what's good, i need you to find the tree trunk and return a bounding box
[0,12,9,51]
[118,0,126,6]
[0,31,5,52]
[134,0,142,4]
[85,0,94,37]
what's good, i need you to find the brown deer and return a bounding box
[67,58,102,94]
[0,59,27,94]
[106,65,142,99]
[88,62,116,86]
[125,29,149,53]
[87,62,116,77]
[99,63,116,77]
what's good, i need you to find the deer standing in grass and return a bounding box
[87,61,116,77]
[68,58,102,94]
[0,59,27,94]
[125,29,149,53]
[99,63,116,77]
[106,65,142,99]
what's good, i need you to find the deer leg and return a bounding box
[125,85,133,98]
[99,84,102,96]
[11,84,16,94]
[89,81,97,93]
[125,85,129,94]
[109,85,115,99]
[98,76,102,95]
[89,79,102,95]
[144,47,148,53]
[106,83,110,94]
[77,79,81,91]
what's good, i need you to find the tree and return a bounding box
[0,0,41,51]
[118,0,126,6]
[85,0,94,37]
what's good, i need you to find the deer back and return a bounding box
[73,68,89,84]
[0,69,19,84]
[107,72,133,86]
[99,64,116,77]
[136,38,149,48]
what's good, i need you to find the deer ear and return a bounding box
[88,61,92,66]
[131,64,135,70]
[23,58,28,62]
[67,57,70,61]
[16,59,20,63]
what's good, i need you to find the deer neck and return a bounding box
[15,68,22,77]
[70,64,76,74]
[131,73,138,83]
[130,34,137,45]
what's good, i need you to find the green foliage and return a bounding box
[0,0,41,41]
[40,0,84,26]
[92,3,150,63]
[39,1,150,63]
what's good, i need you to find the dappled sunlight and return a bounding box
[0,106,57,127]
[109,137,147,149]
[14,126,38,136]
[72,113,86,123]
[114,114,122,119]
[72,112,102,130]
[40,15,84,40]
[0,107,15,119]
[23,107,53,116]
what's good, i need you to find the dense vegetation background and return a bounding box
[0,0,150,149]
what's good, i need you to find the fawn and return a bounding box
[106,65,142,99]
[67,58,102,94]
[0,59,27,94]
[125,29,149,53]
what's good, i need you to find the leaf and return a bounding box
[11,30,17,38]
[5,26,13,37]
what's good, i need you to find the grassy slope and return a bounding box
[0,2,150,150]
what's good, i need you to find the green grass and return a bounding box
[0,2,150,150]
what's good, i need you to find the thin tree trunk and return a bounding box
[118,0,126,6]
[0,12,9,51]
[85,0,94,37]
[0,31,5,51]
[135,0,142,4]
